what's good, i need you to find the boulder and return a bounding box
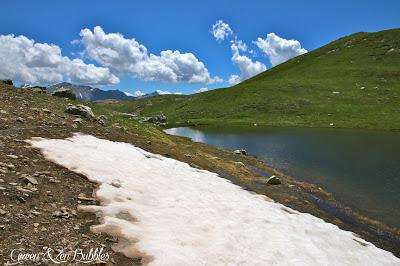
[0,79,13,85]
[65,104,94,119]
[266,175,281,185]
[150,114,167,124]
[52,89,76,100]
[26,86,47,93]
[234,149,247,155]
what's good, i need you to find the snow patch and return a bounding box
[28,134,399,266]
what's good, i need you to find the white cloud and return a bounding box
[155,90,183,95]
[156,89,171,95]
[0,34,119,85]
[79,26,220,84]
[254,33,307,66]
[229,40,267,85]
[195,87,209,93]
[132,90,145,97]
[211,20,233,42]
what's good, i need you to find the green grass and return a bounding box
[96,28,400,130]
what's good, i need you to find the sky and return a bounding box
[0,0,399,95]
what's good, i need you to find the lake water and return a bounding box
[165,126,400,228]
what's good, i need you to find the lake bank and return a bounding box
[164,125,400,256]
[165,126,400,228]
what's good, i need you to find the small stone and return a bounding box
[24,176,38,185]
[0,225,5,230]
[30,210,41,216]
[17,196,26,203]
[16,117,25,123]
[234,149,247,155]
[77,193,96,201]
[111,180,121,188]
[0,186,6,190]
[73,118,83,123]
[0,209,6,215]
[266,175,281,185]
[7,154,18,159]
[234,161,245,167]
[33,223,40,227]
[42,108,51,113]
[0,162,15,169]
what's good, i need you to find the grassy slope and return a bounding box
[97,28,400,130]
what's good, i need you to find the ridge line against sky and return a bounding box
[0,0,399,95]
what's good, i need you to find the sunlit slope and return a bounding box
[98,28,400,129]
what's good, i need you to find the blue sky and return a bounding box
[0,0,399,95]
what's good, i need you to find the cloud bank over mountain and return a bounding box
[79,26,221,84]
[254,33,307,66]
[211,20,307,85]
[0,34,119,85]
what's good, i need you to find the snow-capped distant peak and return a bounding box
[21,83,33,88]
[123,91,134,97]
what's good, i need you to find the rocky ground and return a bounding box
[0,80,399,265]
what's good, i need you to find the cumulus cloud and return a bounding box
[156,89,171,95]
[211,20,233,42]
[254,33,307,66]
[79,26,220,84]
[0,34,119,85]
[229,40,267,85]
[195,87,209,93]
[132,90,145,97]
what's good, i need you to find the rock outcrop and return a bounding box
[52,89,77,100]
[65,104,94,119]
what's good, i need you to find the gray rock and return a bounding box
[142,114,167,125]
[52,88,77,100]
[234,149,247,155]
[16,117,25,123]
[0,162,15,169]
[24,176,38,185]
[266,175,281,185]
[65,104,94,119]
[0,79,13,85]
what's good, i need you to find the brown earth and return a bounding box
[0,81,399,265]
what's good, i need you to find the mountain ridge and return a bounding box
[96,28,400,130]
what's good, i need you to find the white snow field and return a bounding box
[28,134,399,266]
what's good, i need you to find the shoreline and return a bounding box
[159,130,400,257]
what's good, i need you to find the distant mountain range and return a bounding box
[47,82,134,102]
[46,82,170,102]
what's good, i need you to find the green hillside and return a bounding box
[97,28,400,130]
